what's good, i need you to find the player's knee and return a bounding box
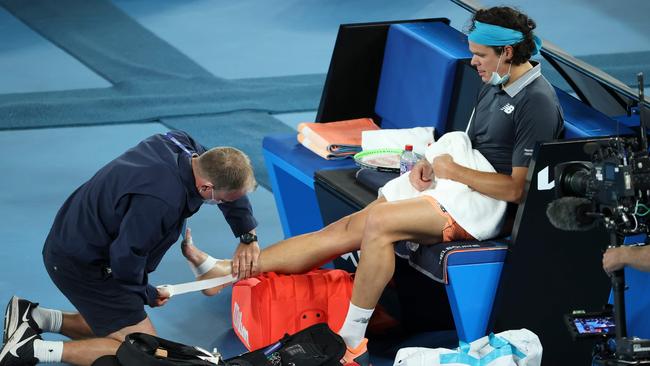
[106,330,129,343]
[364,206,394,241]
[107,318,156,342]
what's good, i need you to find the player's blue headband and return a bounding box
[468,21,542,56]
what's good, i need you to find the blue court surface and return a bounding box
[0,0,648,365]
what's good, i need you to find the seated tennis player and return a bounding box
[185,6,563,366]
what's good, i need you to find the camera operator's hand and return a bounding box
[409,160,434,191]
[603,247,630,274]
[603,245,650,274]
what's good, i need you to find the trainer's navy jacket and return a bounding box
[44,130,257,305]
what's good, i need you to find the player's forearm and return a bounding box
[447,164,524,203]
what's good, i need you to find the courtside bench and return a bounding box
[265,17,637,345]
[262,19,476,238]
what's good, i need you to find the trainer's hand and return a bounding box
[409,160,434,191]
[232,241,260,280]
[603,247,628,274]
[153,287,171,307]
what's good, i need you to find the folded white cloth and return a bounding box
[379,131,506,240]
[361,127,435,155]
[393,329,542,366]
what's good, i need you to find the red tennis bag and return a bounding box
[231,269,353,351]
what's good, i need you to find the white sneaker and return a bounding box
[3,296,41,344]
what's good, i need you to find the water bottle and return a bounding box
[400,144,418,175]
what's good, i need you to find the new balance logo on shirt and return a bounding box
[500,103,515,114]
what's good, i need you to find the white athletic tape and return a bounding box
[157,274,236,297]
[190,255,219,277]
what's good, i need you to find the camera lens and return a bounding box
[555,161,593,197]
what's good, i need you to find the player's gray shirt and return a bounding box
[467,62,564,175]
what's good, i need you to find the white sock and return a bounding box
[189,255,218,277]
[33,339,63,363]
[31,307,63,333]
[338,303,374,349]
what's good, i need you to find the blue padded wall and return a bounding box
[375,22,472,131]
[555,87,635,138]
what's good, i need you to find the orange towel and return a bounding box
[297,118,379,159]
[297,134,342,159]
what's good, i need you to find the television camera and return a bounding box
[547,73,650,365]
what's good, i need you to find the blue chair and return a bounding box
[262,20,471,238]
[390,90,635,342]
[371,21,501,342]
[394,239,508,342]
[375,22,472,131]
[397,90,635,342]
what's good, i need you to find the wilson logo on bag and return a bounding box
[232,302,250,347]
[231,269,353,351]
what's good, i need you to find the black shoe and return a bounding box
[3,297,41,344]
[0,323,40,366]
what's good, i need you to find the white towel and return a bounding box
[379,131,506,240]
[361,127,435,156]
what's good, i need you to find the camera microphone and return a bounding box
[546,197,597,231]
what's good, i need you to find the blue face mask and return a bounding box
[488,52,513,86]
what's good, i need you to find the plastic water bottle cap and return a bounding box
[404,145,413,151]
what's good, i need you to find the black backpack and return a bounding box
[116,332,217,366]
[109,323,345,366]
[224,323,345,366]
